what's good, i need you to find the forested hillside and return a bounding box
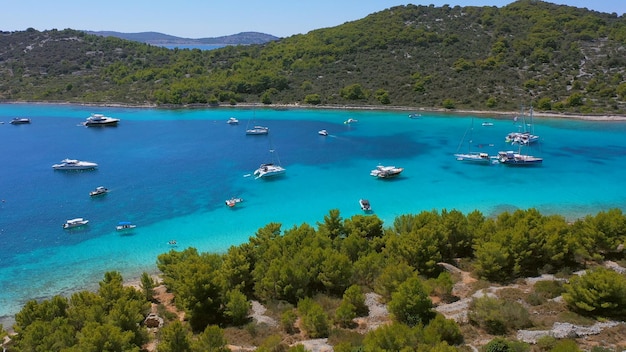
[1,0,626,114]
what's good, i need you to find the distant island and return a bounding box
[84,30,279,46]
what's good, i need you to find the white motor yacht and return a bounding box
[318,129,328,136]
[84,113,120,126]
[63,218,89,229]
[52,159,98,170]
[227,117,239,125]
[89,186,108,197]
[10,117,31,124]
[370,165,404,178]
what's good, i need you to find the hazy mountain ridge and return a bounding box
[84,30,279,45]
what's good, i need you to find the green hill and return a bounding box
[1,0,625,114]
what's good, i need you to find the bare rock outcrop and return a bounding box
[517,321,622,343]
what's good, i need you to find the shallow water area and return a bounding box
[1,103,626,326]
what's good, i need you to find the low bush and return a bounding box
[468,296,532,335]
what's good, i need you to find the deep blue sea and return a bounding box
[1,103,626,326]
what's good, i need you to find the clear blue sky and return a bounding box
[1,0,624,38]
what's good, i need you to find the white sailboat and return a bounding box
[254,138,286,179]
[498,107,543,166]
[454,118,494,165]
[245,112,269,135]
[505,106,539,145]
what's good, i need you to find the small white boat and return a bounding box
[84,113,120,126]
[359,199,371,211]
[408,113,421,119]
[63,218,89,229]
[225,197,244,207]
[168,240,177,245]
[52,159,98,170]
[89,186,108,197]
[370,165,404,178]
[10,117,31,125]
[116,221,137,231]
[227,117,239,125]
[246,126,269,135]
[481,122,494,126]
[344,118,358,124]
[318,129,328,136]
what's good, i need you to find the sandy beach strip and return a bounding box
[4,100,626,121]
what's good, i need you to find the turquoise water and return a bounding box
[1,103,626,325]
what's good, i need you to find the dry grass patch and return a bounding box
[223,322,283,348]
[527,300,569,329]
[577,324,626,351]
[496,287,527,302]
[555,311,597,326]
[468,279,493,295]
[327,328,364,348]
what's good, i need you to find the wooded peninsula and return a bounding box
[1,0,625,115]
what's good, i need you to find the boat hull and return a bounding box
[499,159,543,166]
[85,121,119,126]
[53,164,98,170]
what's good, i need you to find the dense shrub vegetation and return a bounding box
[5,207,626,351]
[1,1,626,113]
[7,271,150,351]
